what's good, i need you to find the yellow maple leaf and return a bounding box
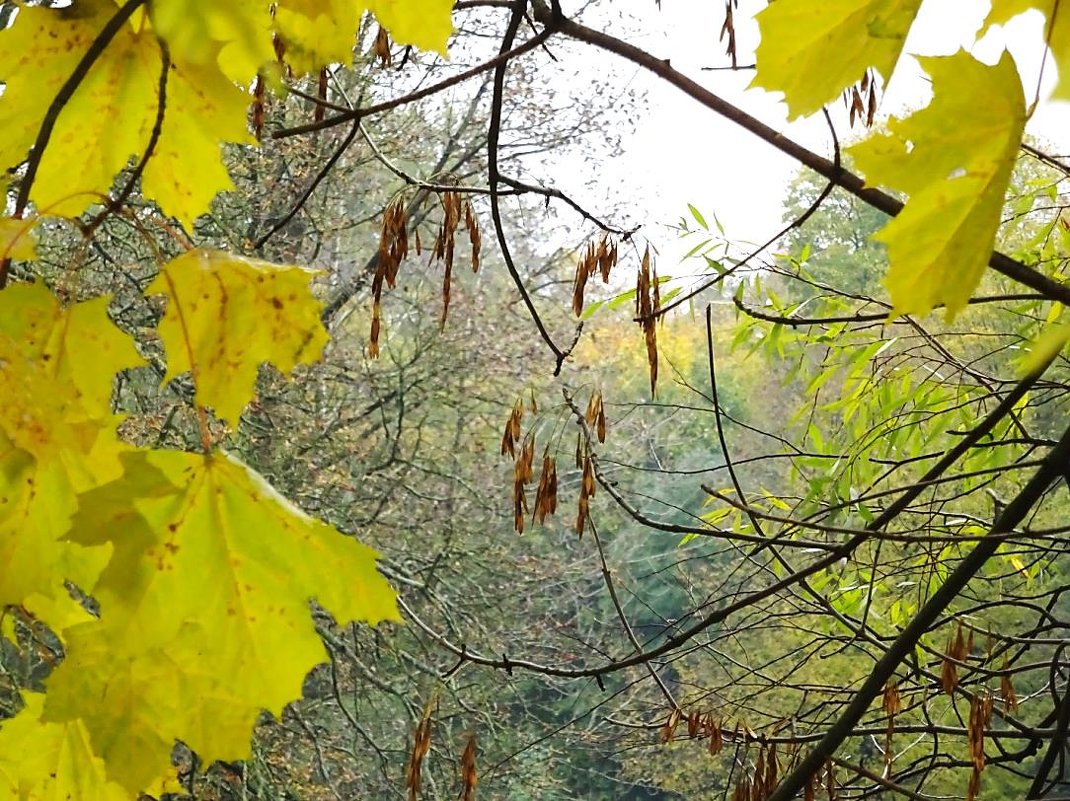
[0,2,119,214]
[148,250,329,428]
[0,217,38,261]
[0,1,177,218]
[0,0,253,228]
[752,0,924,119]
[984,1,1070,99]
[148,0,273,81]
[366,0,454,55]
[0,694,134,801]
[140,53,257,229]
[848,51,1026,318]
[0,437,114,609]
[0,0,452,227]
[274,0,363,73]
[0,284,140,608]
[45,449,398,792]
[0,284,143,440]
[22,590,97,634]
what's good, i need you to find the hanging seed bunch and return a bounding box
[966,692,993,801]
[500,398,524,459]
[585,388,606,443]
[532,445,558,527]
[500,398,557,533]
[571,233,618,316]
[431,189,481,327]
[369,197,408,358]
[659,708,682,744]
[373,25,392,68]
[940,621,970,696]
[729,742,781,801]
[575,435,595,537]
[1000,659,1018,712]
[459,734,478,801]
[636,245,659,396]
[657,709,768,762]
[844,68,879,128]
[721,0,739,68]
[512,432,535,534]
[313,68,329,123]
[251,76,268,141]
[405,703,434,801]
[250,25,288,140]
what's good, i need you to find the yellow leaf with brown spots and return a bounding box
[147,250,329,428]
[0,0,252,228]
[140,49,256,230]
[0,0,155,218]
[44,449,398,792]
[0,693,178,801]
[0,284,140,608]
[0,216,38,261]
[848,52,1025,318]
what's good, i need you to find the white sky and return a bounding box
[565,0,1070,265]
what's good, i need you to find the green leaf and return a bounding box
[1021,320,1070,375]
[703,255,728,275]
[752,0,924,118]
[848,51,1025,318]
[687,203,709,231]
[682,238,712,259]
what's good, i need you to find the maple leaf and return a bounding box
[0,284,141,607]
[272,0,454,73]
[0,0,129,216]
[0,437,112,609]
[984,1,1070,99]
[848,51,1025,318]
[0,0,253,229]
[0,284,141,471]
[752,0,924,118]
[148,250,329,428]
[0,0,453,228]
[44,450,399,792]
[148,0,273,81]
[366,0,454,55]
[140,53,257,229]
[0,693,167,801]
[0,216,38,261]
[275,0,364,73]
[0,285,143,426]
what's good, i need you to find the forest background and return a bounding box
[1,1,1069,801]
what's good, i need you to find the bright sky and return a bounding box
[569,0,1070,264]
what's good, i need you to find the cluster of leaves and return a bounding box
[0,0,451,797]
[754,2,1065,331]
